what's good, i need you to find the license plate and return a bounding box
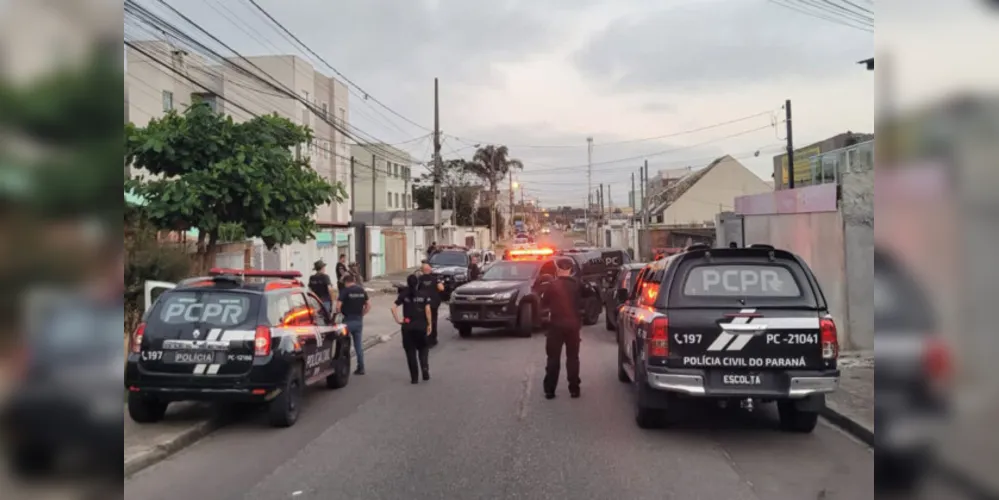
[461,312,479,320]
[721,373,763,386]
[167,351,220,364]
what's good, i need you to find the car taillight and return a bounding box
[923,337,952,383]
[254,326,272,357]
[820,316,838,360]
[131,323,146,354]
[648,316,669,358]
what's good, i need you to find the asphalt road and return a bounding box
[120,232,974,500]
[124,320,881,499]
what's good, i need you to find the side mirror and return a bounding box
[333,312,345,324]
[615,288,629,302]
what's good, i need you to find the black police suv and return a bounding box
[1,289,123,476]
[874,249,950,492]
[617,244,840,431]
[427,248,473,301]
[604,262,646,331]
[448,258,557,338]
[555,249,606,326]
[124,268,353,428]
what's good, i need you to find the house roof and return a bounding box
[647,155,731,214]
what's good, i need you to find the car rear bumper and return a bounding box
[125,360,286,403]
[127,385,282,402]
[448,301,519,326]
[645,367,840,399]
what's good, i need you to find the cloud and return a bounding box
[573,0,874,92]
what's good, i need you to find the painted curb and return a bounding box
[822,401,999,498]
[820,400,874,446]
[124,327,401,478]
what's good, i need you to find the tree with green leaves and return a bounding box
[125,103,346,269]
[411,159,483,225]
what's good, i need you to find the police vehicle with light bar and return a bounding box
[124,268,353,428]
[617,244,840,431]
[450,248,558,338]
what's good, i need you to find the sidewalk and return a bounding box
[825,352,999,497]
[124,293,403,477]
[363,267,418,295]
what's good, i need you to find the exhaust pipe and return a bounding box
[740,398,754,412]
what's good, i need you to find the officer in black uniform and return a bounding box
[542,257,583,400]
[336,274,370,375]
[417,261,444,347]
[469,254,482,281]
[391,274,433,383]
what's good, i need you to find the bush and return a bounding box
[124,233,192,333]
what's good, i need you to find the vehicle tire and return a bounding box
[605,307,616,331]
[127,393,168,424]
[8,444,55,477]
[582,298,600,326]
[326,339,351,389]
[269,364,304,428]
[777,400,818,433]
[633,361,665,429]
[457,324,473,338]
[617,335,630,383]
[516,302,534,338]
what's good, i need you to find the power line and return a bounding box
[768,0,873,32]
[444,110,777,149]
[130,0,418,166]
[243,0,432,133]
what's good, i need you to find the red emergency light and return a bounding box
[507,248,554,261]
[208,268,303,279]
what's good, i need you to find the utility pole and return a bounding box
[586,137,593,242]
[599,183,605,217]
[630,172,635,211]
[608,185,612,215]
[433,78,442,242]
[349,156,356,217]
[403,173,409,227]
[371,156,376,229]
[785,99,795,189]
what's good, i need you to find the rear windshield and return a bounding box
[153,291,256,327]
[682,264,801,297]
[429,251,469,267]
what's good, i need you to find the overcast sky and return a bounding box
[143,0,881,207]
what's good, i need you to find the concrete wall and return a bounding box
[840,167,874,350]
[743,211,853,349]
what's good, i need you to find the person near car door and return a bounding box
[335,254,349,286]
[417,261,444,347]
[336,274,371,375]
[309,260,336,313]
[542,257,583,400]
[469,255,482,281]
[391,274,433,384]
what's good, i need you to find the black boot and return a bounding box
[419,348,430,380]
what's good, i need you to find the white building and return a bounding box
[350,144,415,214]
[646,155,772,226]
[125,41,355,272]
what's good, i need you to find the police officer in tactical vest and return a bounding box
[417,261,444,347]
[542,257,583,399]
[337,274,371,375]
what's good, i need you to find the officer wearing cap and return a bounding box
[309,260,336,313]
[542,257,583,399]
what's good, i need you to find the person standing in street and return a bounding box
[335,254,349,287]
[427,241,439,259]
[469,254,482,281]
[309,260,336,313]
[417,261,445,347]
[336,274,370,375]
[542,257,583,399]
[391,274,433,384]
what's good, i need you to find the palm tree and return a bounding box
[464,145,523,240]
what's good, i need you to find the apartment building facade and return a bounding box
[350,144,414,214]
[124,41,352,226]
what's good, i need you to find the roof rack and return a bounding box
[747,244,775,250]
[683,243,711,252]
